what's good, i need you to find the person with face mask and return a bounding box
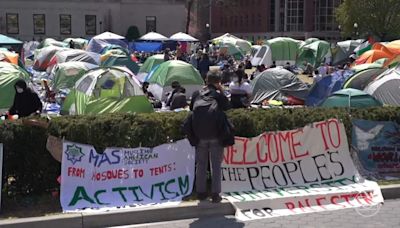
[8,79,42,117]
[229,70,252,108]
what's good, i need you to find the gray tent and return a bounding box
[364,66,400,106]
[251,68,309,104]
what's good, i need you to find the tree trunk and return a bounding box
[186,0,193,34]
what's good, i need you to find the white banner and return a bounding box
[221,119,384,221]
[61,139,195,211]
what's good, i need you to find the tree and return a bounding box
[125,26,140,42]
[336,0,400,41]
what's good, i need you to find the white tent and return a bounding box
[169,32,198,42]
[93,32,125,40]
[140,32,169,41]
[212,33,252,54]
[364,66,400,106]
[251,45,272,67]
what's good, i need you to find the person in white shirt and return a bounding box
[229,70,252,108]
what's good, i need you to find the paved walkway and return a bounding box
[120,199,400,228]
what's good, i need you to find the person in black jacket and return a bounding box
[9,80,42,117]
[189,71,230,203]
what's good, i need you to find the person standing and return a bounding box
[189,71,231,203]
[198,53,211,81]
[229,70,252,108]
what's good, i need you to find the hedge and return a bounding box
[0,107,399,199]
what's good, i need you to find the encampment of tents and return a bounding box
[320,88,382,108]
[146,60,204,100]
[0,62,31,110]
[61,67,153,115]
[212,33,252,54]
[332,39,363,65]
[49,49,101,67]
[86,32,128,53]
[251,68,309,104]
[37,38,68,49]
[51,61,98,92]
[265,37,301,66]
[33,46,68,71]
[364,66,400,106]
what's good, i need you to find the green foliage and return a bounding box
[125,26,140,42]
[0,107,399,200]
[336,0,400,40]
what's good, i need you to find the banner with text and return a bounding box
[61,139,195,211]
[221,119,384,221]
[352,119,400,178]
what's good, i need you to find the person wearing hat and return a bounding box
[8,80,42,117]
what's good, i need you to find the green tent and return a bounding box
[138,54,164,73]
[211,33,252,54]
[0,62,31,110]
[266,37,301,62]
[351,62,384,73]
[220,42,244,60]
[320,88,382,108]
[343,68,386,90]
[146,60,204,100]
[297,39,331,68]
[61,67,153,115]
[51,62,98,92]
[102,55,139,74]
[63,38,88,49]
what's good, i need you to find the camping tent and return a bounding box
[342,68,386,90]
[297,39,331,68]
[61,67,153,115]
[251,45,272,67]
[332,40,363,65]
[320,88,382,108]
[63,38,89,49]
[0,34,23,54]
[51,61,98,92]
[102,55,140,74]
[49,49,101,67]
[0,62,31,110]
[250,68,309,104]
[33,46,68,71]
[355,49,394,65]
[219,42,244,60]
[0,50,19,65]
[146,60,203,100]
[86,32,128,53]
[364,66,400,106]
[136,54,164,82]
[169,32,198,42]
[212,33,252,54]
[139,32,169,41]
[306,70,354,107]
[265,37,301,66]
[37,38,68,49]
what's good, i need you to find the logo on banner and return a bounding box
[354,189,382,217]
[65,144,84,165]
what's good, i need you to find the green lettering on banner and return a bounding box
[112,187,128,202]
[153,182,167,200]
[178,175,190,195]
[94,190,109,205]
[68,186,96,206]
[165,178,179,198]
[128,186,144,202]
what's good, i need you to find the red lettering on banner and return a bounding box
[267,133,280,163]
[278,131,292,161]
[241,138,256,165]
[341,194,354,206]
[327,119,341,148]
[316,197,327,209]
[316,122,329,150]
[285,202,296,212]
[256,134,268,163]
[68,167,85,178]
[330,195,346,208]
[291,129,309,159]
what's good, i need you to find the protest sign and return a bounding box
[60,139,195,211]
[352,119,400,178]
[221,119,384,221]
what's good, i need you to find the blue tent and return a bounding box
[130,42,163,53]
[306,70,354,107]
[86,32,128,53]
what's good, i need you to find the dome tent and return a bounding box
[51,61,98,92]
[136,54,164,82]
[61,67,153,115]
[320,88,382,108]
[146,60,204,101]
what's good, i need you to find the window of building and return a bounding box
[285,0,304,32]
[6,13,19,34]
[146,16,156,33]
[315,0,342,31]
[60,14,71,35]
[33,14,45,34]
[85,15,96,35]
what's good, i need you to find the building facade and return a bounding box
[0,0,187,41]
[211,0,342,42]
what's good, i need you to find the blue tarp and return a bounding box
[306,70,354,107]
[130,42,163,53]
